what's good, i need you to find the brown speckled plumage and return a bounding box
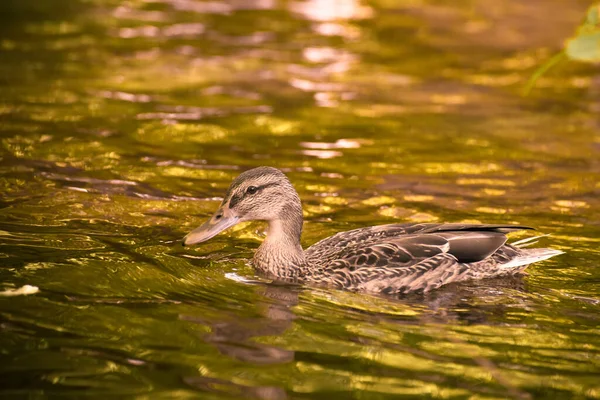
[183,167,563,294]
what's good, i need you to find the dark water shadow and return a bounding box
[174,274,539,399]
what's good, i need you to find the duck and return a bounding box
[182,166,563,294]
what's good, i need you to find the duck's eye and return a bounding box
[246,186,258,195]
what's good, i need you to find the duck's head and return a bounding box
[182,166,303,246]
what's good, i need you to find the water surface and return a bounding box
[1,0,599,398]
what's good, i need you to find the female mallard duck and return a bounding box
[182,167,562,294]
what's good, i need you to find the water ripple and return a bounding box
[137,105,272,121]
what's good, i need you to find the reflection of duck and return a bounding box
[183,167,562,294]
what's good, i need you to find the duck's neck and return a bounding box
[253,206,307,280]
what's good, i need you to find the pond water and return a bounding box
[1,0,599,398]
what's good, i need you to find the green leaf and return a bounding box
[566,32,600,62]
[584,4,600,26]
[565,4,600,62]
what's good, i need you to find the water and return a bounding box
[1,0,599,398]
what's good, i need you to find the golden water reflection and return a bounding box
[1,0,599,398]
[289,0,373,22]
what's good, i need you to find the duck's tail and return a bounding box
[512,234,549,248]
[500,247,564,271]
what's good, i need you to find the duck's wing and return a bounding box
[306,225,533,293]
[308,235,462,293]
[305,223,531,262]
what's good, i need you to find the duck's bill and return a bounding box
[182,208,240,246]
